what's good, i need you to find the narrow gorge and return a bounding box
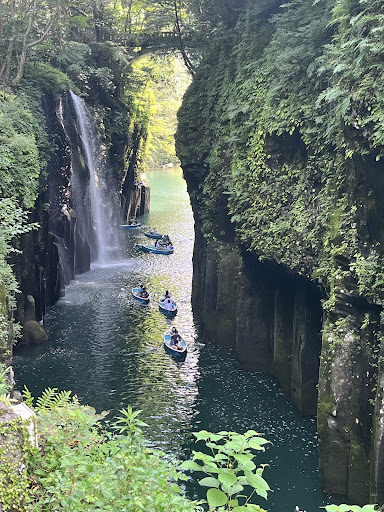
[1,0,384,509]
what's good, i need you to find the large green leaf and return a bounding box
[199,477,220,488]
[206,488,228,508]
[244,470,271,492]
[226,483,244,496]
[193,430,210,441]
[179,460,202,472]
[215,453,228,461]
[218,472,238,487]
[244,430,262,437]
[248,437,270,451]
[234,453,253,464]
[204,462,220,473]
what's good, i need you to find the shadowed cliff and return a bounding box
[176,0,384,504]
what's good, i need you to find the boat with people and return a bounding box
[120,223,141,230]
[159,298,177,316]
[144,229,162,239]
[136,244,173,255]
[163,332,187,358]
[131,287,150,304]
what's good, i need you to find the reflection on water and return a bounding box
[13,167,336,511]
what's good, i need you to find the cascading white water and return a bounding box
[70,91,117,264]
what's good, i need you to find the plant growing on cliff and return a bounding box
[24,388,200,511]
[0,362,13,405]
[0,198,38,360]
[0,416,31,512]
[181,430,270,511]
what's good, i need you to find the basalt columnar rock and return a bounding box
[176,0,384,504]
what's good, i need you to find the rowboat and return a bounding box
[120,223,140,230]
[136,244,173,255]
[132,287,150,304]
[144,231,162,240]
[159,299,177,316]
[163,333,187,357]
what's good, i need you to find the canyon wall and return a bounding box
[176,0,384,504]
[12,90,148,347]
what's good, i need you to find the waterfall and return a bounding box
[70,91,118,264]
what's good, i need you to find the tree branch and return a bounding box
[11,0,61,87]
[173,0,195,74]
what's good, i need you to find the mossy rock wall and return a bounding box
[371,330,384,504]
[176,0,384,502]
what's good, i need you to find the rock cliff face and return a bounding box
[176,0,384,504]
[13,90,148,343]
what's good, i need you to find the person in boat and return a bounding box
[151,228,159,235]
[164,297,173,310]
[171,334,182,350]
[166,243,173,252]
[164,290,171,299]
[171,327,178,345]
[140,286,148,298]
[172,334,182,347]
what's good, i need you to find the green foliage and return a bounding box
[0,362,11,400]
[145,57,191,167]
[0,381,34,511]
[23,62,75,96]
[0,417,31,512]
[0,386,379,512]
[0,92,41,208]
[352,250,384,300]
[181,430,271,511]
[25,390,200,511]
[176,0,384,311]
[0,197,38,360]
[112,404,148,443]
[0,0,61,87]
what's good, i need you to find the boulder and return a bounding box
[23,320,48,344]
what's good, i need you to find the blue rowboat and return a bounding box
[120,223,140,230]
[159,299,177,316]
[163,333,187,358]
[144,231,162,240]
[136,244,173,255]
[132,287,150,304]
